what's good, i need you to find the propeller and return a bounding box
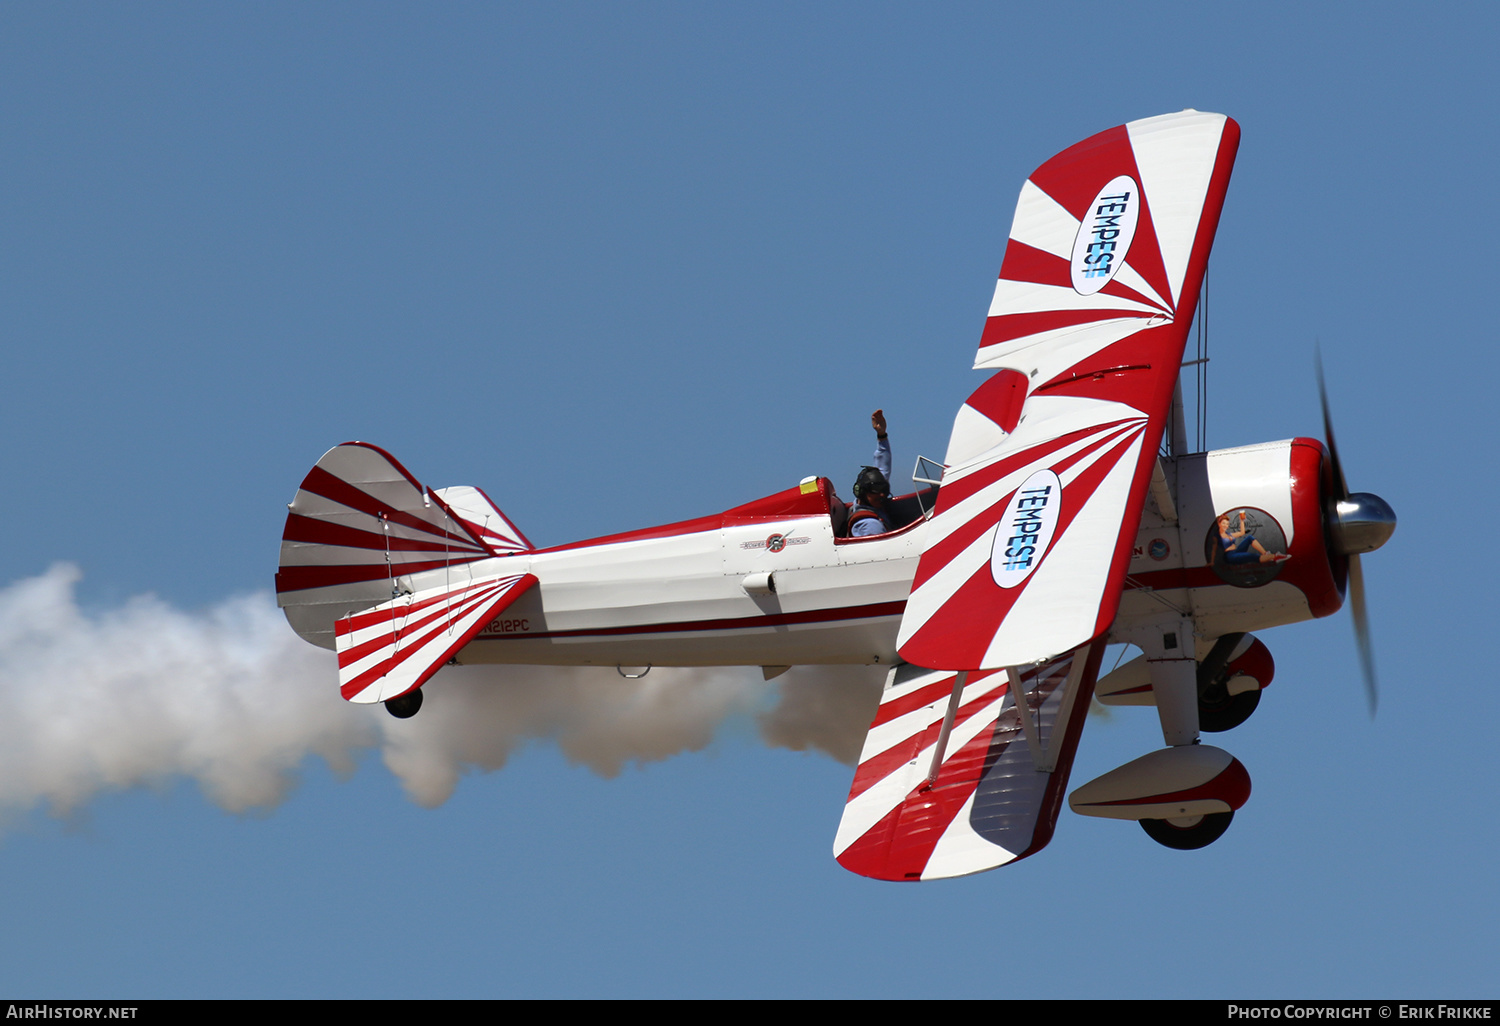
[1316,351,1396,716]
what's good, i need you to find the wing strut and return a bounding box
[1150,456,1178,522]
[1006,667,1044,769]
[1009,652,1093,773]
[925,671,968,785]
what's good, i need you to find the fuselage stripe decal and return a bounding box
[475,599,907,641]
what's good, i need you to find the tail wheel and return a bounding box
[385,688,424,719]
[1140,810,1234,850]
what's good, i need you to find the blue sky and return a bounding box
[0,3,1493,998]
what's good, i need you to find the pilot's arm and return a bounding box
[847,410,894,537]
[872,409,890,479]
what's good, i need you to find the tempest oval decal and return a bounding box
[1070,175,1140,296]
[990,470,1063,588]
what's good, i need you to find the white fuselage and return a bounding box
[458,509,926,668]
[447,439,1339,671]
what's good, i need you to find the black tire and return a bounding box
[1198,685,1261,733]
[1197,632,1260,732]
[385,688,424,719]
[1140,810,1234,850]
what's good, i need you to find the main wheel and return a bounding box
[1196,632,1265,732]
[385,688,424,719]
[1198,684,1260,733]
[1140,810,1234,850]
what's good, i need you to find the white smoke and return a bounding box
[382,664,766,807]
[0,564,881,824]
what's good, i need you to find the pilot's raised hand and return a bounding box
[871,409,887,438]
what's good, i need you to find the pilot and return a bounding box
[847,409,894,537]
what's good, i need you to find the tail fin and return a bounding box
[276,442,532,650]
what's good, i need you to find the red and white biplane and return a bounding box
[276,110,1395,881]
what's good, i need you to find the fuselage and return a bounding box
[458,477,925,668]
[447,437,1344,671]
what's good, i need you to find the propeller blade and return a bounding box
[1315,349,1349,501]
[1318,348,1383,717]
[1347,554,1378,716]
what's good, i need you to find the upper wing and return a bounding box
[898,111,1239,671]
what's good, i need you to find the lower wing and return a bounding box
[834,642,1103,881]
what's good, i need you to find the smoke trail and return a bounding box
[380,664,766,807]
[755,665,886,765]
[0,564,881,824]
[0,563,377,818]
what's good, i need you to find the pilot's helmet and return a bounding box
[853,466,890,504]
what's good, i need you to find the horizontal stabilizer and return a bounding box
[337,571,537,703]
[834,642,1100,881]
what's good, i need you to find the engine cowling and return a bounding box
[1120,438,1360,640]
